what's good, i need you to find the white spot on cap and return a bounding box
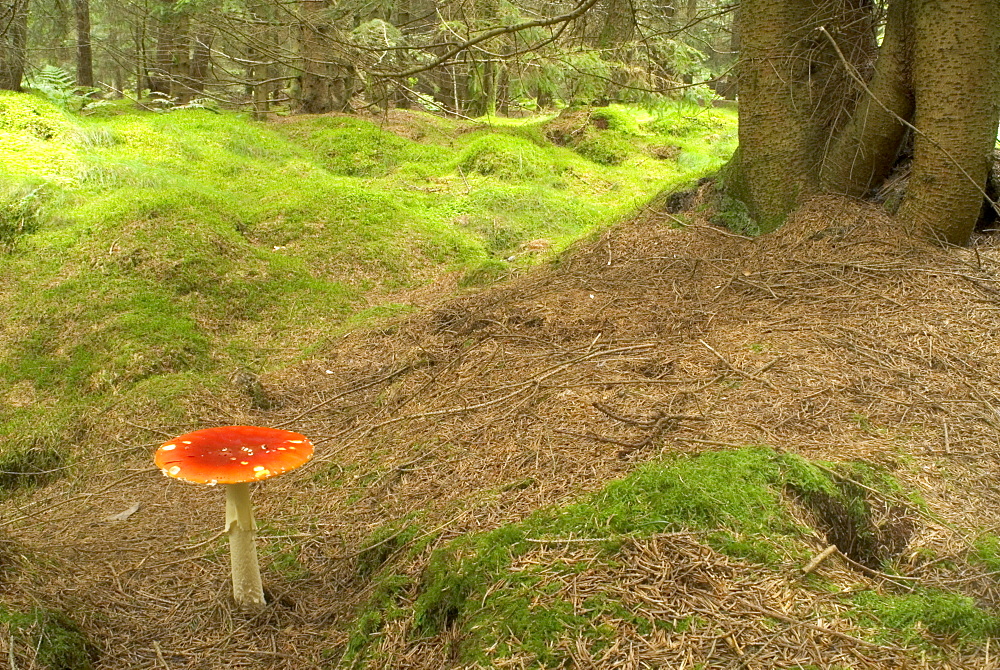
[161,444,177,451]
[253,466,271,479]
[181,440,192,444]
[288,440,303,444]
[167,466,181,476]
[240,461,249,465]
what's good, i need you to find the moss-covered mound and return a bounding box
[0,97,736,496]
[342,447,997,667]
[544,103,736,169]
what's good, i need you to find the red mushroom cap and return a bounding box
[155,426,314,485]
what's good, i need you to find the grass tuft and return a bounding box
[0,177,50,248]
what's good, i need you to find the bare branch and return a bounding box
[380,0,603,78]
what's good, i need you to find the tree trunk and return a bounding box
[135,21,150,94]
[820,0,914,197]
[149,12,174,96]
[482,57,497,116]
[169,12,191,102]
[723,0,876,231]
[685,0,698,24]
[723,0,826,231]
[188,28,212,96]
[0,0,29,91]
[298,0,353,113]
[597,0,635,50]
[465,55,495,117]
[106,21,125,96]
[896,0,1000,245]
[74,0,94,87]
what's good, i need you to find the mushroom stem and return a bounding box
[225,482,265,608]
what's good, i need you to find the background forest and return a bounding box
[2,0,736,116]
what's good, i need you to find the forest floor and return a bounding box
[5,98,1000,668]
[9,187,1000,669]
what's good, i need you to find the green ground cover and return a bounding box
[0,92,736,476]
[343,447,1000,667]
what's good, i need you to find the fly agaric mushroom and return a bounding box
[154,425,314,609]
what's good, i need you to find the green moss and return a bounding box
[460,258,510,287]
[710,192,759,236]
[380,448,837,662]
[0,607,97,670]
[786,457,917,570]
[0,93,738,499]
[590,106,641,134]
[465,185,599,248]
[343,573,413,663]
[117,372,218,426]
[1,275,212,393]
[339,303,418,335]
[0,129,85,182]
[574,130,634,166]
[0,91,76,140]
[0,397,88,496]
[852,589,1000,645]
[282,117,451,178]
[310,462,356,488]
[457,134,554,180]
[259,529,311,580]
[646,104,731,138]
[972,534,1000,572]
[343,517,442,665]
[0,177,50,248]
[328,448,944,665]
[356,517,424,579]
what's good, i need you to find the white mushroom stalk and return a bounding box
[155,426,314,610]
[226,481,264,607]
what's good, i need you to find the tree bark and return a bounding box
[820,0,914,196]
[723,0,877,231]
[169,12,191,102]
[74,0,94,87]
[724,0,826,231]
[685,0,698,24]
[0,0,29,91]
[188,28,212,96]
[297,0,354,113]
[896,0,1000,245]
[149,11,174,96]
